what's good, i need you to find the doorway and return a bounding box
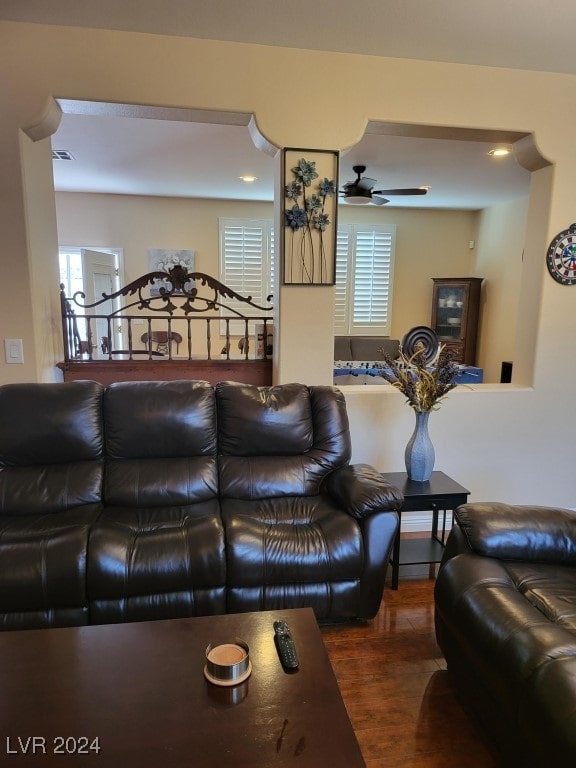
[59,246,124,357]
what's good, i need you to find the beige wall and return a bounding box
[20,135,62,380]
[473,197,528,382]
[56,194,275,284]
[1,20,574,507]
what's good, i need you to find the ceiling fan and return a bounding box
[340,165,428,205]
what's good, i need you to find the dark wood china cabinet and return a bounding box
[431,277,483,365]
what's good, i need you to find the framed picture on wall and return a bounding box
[282,148,339,286]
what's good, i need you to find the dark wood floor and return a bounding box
[320,563,500,768]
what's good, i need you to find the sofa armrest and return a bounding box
[453,502,576,563]
[324,463,404,520]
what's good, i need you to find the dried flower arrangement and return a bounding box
[378,344,460,412]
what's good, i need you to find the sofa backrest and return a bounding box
[351,337,400,361]
[0,380,352,510]
[216,382,351,499]
[334,336,400,361]
[0,381,104,515]
[103,380,218,507]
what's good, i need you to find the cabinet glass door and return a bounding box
[434,285,466,339]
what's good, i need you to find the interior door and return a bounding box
[81,249,122,356]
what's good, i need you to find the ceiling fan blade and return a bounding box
[356,177,377,192]
[373,187,428,196]
[372,195,389,206]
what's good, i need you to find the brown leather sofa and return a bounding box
[0,379,402,631]
[435,502,576,766]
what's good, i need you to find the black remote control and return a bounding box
[273,620,299,670]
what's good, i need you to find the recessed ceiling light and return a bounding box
[419,185,432,190]
[487,147,511,158]
[239,175,257,183]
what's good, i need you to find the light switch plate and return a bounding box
[4,338,24,364]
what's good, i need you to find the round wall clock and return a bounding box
[546,223,576,285]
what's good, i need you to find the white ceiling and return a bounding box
[51,112,532,209]
[5,0,556,208]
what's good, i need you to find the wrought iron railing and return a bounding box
[60,266,274,363]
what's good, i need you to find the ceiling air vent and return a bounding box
[52,150,75,160]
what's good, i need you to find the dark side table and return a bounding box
[381,471,470,590]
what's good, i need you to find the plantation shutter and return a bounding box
[219,218,274,333]
[334,223,396,335]
[220,220,268,312]
[269,227,275,301]
[219,218,394,335]
[351,226,395,333]
[334,228,351,332]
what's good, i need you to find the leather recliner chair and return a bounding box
[435,502,576,766]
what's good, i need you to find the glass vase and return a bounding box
[405,410,435,482]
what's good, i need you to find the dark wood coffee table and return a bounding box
[0,608,364,767]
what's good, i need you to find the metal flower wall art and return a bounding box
[283,149,338,285]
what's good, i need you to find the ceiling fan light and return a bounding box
[344,195,372,205]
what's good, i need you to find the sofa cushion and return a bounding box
[221,495,364,616]
[88,500,226,622]
[0,381,104,515]
[506,561,576,632]
[0,505,102,630]
[222,496,363,583]
[104,457,218,507]
[0,380,104,466]
[103,380,218,506]
[0,463,103,516]
[216,383,351,498]
[216,381,313,455]
[454,502,576,564]
[104,380,217,459]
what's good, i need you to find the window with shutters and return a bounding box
[219,218,395,334]
[218,218,274,330]
[334,224,396,335]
